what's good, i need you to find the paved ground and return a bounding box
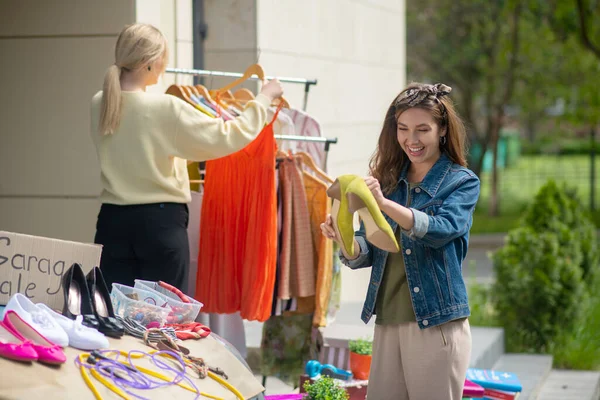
[538,370,600,400]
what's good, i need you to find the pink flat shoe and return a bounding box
[0,321,38,362]
[3,310,67,365]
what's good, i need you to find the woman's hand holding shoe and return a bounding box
[321,215,362,260]
[320,215,341,244]
[364,176,387,209]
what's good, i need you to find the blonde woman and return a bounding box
[91,23,283,289]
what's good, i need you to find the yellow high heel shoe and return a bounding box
[326,175,360,259]
[346,178,399,253]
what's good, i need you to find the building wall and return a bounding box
[1,0,405,304]
[0,0,194,242]
[255,0,406,179]
[205,0,406,303]
[203,0,261,91]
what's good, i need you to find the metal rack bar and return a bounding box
[165,67,318,112]
[165,67,317,85]
[166,67,336,166]
[274,135,337,144]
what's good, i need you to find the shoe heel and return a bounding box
[326,180,341,200]
[347,192,366,214]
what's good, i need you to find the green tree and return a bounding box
[407,0,600,215]
[407,0,524,216]
[541,0,600,60]
[535,0,600,126]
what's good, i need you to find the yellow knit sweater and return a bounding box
[90,91,271,205]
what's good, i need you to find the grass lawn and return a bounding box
[471,154,600,234]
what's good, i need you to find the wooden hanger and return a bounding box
[273,97,291,109]
[295,151,333,184]
[194,84,215,103]
[215,64,265,94]
[233,88,255,103]
[166,84,195,106]
[180,85,195,98]
[276,149,290,159]
[186,85,202,100]
[221,90,244,109]
[209,88,242,109]
[214,63,290,108]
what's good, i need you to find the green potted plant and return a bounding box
[303,376,349,400]
[348,338,372,380]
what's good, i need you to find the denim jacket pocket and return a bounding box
[416,200,443,216]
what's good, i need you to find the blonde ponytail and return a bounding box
[99,64,123,135]
[97,23,168,135]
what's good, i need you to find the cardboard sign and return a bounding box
[0,231,102,310]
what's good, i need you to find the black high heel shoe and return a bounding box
[86,267,124,338]
[62,263,100,330]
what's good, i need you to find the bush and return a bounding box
[348,338,372,356]
[492,180,598,352]
[303,376,349,400]
[521,181,599,283]
[493,227,585,351]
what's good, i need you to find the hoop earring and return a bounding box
[440,136,447,146]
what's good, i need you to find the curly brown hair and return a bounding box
[369,82,468,194]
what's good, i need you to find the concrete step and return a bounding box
[470,326,504,369]
[537,370,600,400]
[246,319,505,375]
[492,354,553,400]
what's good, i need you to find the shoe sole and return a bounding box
[0,354,37,362]
[356,207,400,253]
[38,359,66,365]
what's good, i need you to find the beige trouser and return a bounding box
[366,318,471,400]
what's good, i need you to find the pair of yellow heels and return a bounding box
[326,175,400,259]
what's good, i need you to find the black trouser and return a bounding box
[94,202,189,290]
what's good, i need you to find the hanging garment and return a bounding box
[326,242,343,325]
[269,108,296,153]
[184,188,203,296]
[303,173,333,327]
[196,110,278,321]
[260,314,315,387]
[271,169,284,316]
[277,158,315,300]
[282,108,326,170]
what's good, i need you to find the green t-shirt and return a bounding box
[374,183,419,325]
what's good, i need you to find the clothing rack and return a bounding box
[274,135,338,153]
[166,67,337,165]
[165,67,318,111]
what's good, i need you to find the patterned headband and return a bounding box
[395,83,452,108]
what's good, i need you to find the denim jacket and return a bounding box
[341,153,481,329]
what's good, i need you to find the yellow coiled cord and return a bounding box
[77,350,244,400]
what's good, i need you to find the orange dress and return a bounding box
[195,110,279,321]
